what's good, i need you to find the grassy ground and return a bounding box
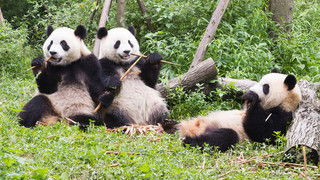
[1,0,320,179]
[0,72,319,179]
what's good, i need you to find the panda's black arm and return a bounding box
[136,53,162,88]
[30,57,61,94]
[79,54,106,103]
[98,58,122,107]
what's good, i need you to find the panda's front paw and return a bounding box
[31,57,45,68]
[99,91,115,108]
[242,91,259,106]
[104,76,122,93]
[147,53,162,64]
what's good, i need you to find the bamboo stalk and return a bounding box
[130,53,180,66]
[302,146,308,172]
[93,103,102,114]
[45,57,53,62]
[120,56,143,81]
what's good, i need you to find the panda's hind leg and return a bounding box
[183,128,239,152]
[69,114,100,130]
[149,107,177,133]
[19,94,59,127]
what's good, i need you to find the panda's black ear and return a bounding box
[284,74,297,91]
[128,25,136,36]
[74,25,87,39]
[97,27,108,39]
[47,25,54,36]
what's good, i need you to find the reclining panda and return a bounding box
[178,73,302,151]
[96,26,175,131]
[19,25,104,129]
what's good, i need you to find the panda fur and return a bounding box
[96,26,174,130]
[19,25,104,129]
[178,73,302,152]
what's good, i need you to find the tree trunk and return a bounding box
[116,0,126,27]
[136,0,154,31]
[156,58,217,97]
[0,8,5,26]
[284,80,320,165]
[93,0,113,57]
[190,0,230,68]
[269,0,294,31]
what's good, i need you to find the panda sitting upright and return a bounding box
[19,25,104,129]
[96,26,174,131]
[178,73,302,151]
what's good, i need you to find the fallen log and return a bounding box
[284,80,320,165]
[156,58,217,97]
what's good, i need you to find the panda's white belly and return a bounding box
[109,68,168,124]
[205,110,248,141]
[41,82,94,118]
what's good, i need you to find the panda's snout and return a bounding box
[123,50,130,55]
[49,51,57,56]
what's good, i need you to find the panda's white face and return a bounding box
[42,27,84,66]
[98,28,140,63]
[249,73,301,112]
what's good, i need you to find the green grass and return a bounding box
[1,69,319,179]
[1,0,320,178]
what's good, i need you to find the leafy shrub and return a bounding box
[0,24,33,77]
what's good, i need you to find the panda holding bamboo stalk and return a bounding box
[19,25,105,129]
[96,26,176,132]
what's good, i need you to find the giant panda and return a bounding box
[19,25,104,129]
[177,73,302,151]
[96,26,175,132]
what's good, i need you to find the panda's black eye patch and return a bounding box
[47,40,53,51]
[60,40,70,51]
[128,40,133,48]
[114,40,121,49]
[263,84,270,94]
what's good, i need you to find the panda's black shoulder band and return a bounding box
[97,27,108,39]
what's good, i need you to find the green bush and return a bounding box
[0,24,33,77]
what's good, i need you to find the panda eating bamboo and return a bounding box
[19,25,104,129]
[96,26,176,132]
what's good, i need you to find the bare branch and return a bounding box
[190,0,230,68]
[136,0,154,31]
[0,8,5,26]
[116,0,126,27]
[93,0,113,57]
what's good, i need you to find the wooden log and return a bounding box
[93,0,113,57]
[190,0,230,68]
[284,80,320,165]
[156,58,217,97]
[136,0,154,31]
[116,0,126,27]
[218,77,257,91]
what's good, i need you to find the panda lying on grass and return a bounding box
[19,25,104,129]
[178,73,302,151]
[96,26,176,132]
